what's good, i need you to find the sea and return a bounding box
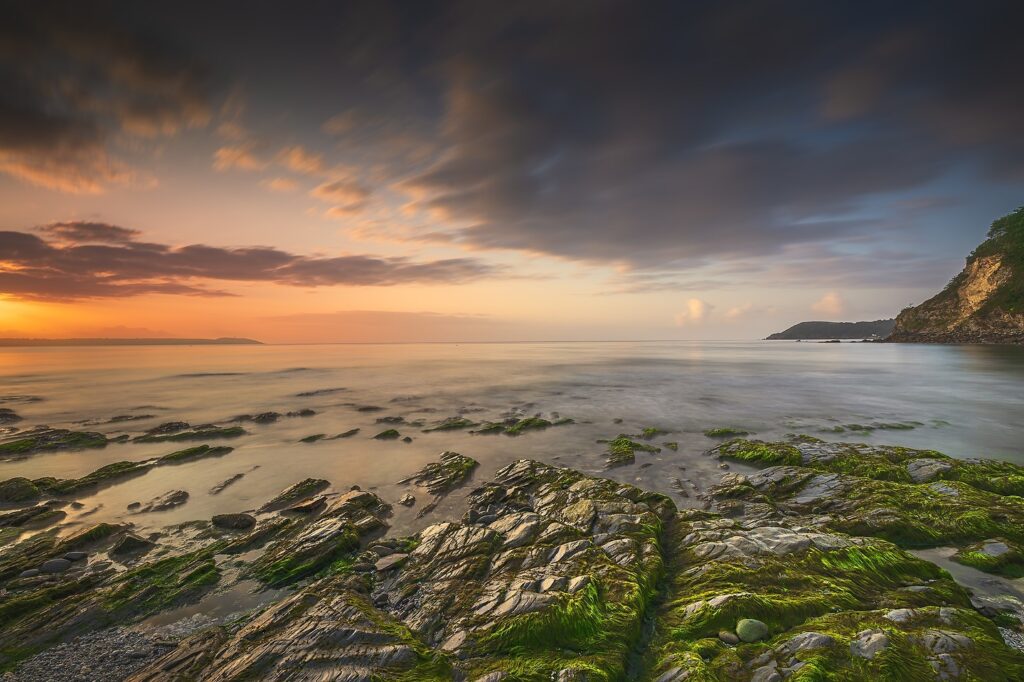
[2,340,1023,541]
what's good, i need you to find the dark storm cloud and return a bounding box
[4,0,1022,274]
[0,1,212,192]
[370,0,1024,268]
[0,224,501,300]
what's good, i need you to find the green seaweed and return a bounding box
[0,430,107,456]
[423,417,479,432]
[703,427,750,438]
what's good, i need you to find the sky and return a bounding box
[0,0,1022,343]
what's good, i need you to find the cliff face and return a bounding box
[890,207,1024,343]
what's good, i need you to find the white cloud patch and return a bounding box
[674,298,713,326]
[724,302,754,319]
[811,291,846,316]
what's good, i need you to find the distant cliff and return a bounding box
[890,207,1024,344]
[0,337,262,347]
[766,319,895,340]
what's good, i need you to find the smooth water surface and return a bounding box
[1,340,1022,539]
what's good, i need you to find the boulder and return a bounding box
[736,618,769,642]
[212,513,256,530]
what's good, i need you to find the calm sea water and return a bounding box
[2,341,1023,539]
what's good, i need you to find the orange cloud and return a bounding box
[311,179,371,213]
[811,291,845,316]
[277,145,325,176]
[213,143,267,171]
[674,298,713,326]
[262,177,299,192]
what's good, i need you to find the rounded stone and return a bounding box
[718,630,740,645]
[41,558,72,573]
[18,568,41,578]
[736,618,769,642]
[211,513,256,530]
[63,551,89,561]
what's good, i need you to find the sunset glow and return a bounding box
[1,2,1022,342]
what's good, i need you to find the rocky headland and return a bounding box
[891,207,1024,344]
[1,434,1023,680]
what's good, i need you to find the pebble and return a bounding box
[8,628,174,682]
[63,551,88,562]
[40,558,72,573]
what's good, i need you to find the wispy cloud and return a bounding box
[0,221,504,301]
[277,145,325,176]
[213,143,267,171]
[262,177,299,192]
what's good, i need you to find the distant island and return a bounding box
[891,206,1024,344]
[765,319,895,340]
[0,338,262,347]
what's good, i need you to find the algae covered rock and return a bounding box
[711,437,1024,576]
[0,477,41,504]
[736,618,768,642]
[4,453,1024,680]
[399,451,478,495]
[601,435,660,468]
[249,489,391,586]
[258,477,330,512]
[0,428,108,457]
[372,459,675,679]
[211,513,256,530]
[135,424,246,443]
[126,580,448,680]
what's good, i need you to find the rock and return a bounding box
[125,582,427,680]
[110,533,156,555]
[0,477,40,504]
[248,490,392,586]
[749,663,778,679]
[40,558,72,573]
[398,451,479,495]
[851,629,889,659]
[398,493,416,506]
[258,478,330,512]
[284,495,327,514]
[981,539,1011,557]
[127,501,141,510]
[63,551,88,561]
[10,454,1024,681]
[211,513,256,530]
[885,608,915,624]
[18,568,40,578]
[906,458,954,483]
[375,553,409,572]
[137,490,189,513]
[750,665,782,682]
[736,618,769,642]
[778,631,834,654]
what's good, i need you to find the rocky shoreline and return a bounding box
[1,436,1024,680]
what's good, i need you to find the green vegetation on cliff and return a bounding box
[891,205,1024,342]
